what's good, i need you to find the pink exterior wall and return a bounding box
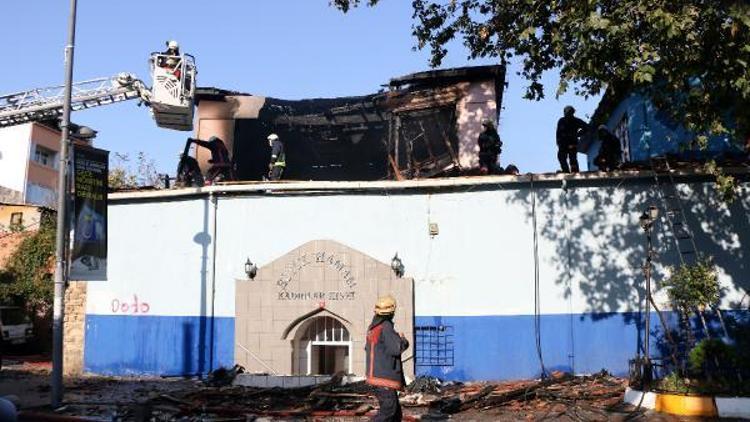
[194,96,266,170]
[28,124,61,191]
[456,80,499,169]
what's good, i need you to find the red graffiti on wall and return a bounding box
[111,295,150,314]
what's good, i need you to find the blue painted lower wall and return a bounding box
[415,311,748,381]
[415,313,645,381]
[84,311,747,379]
[84,315,234,376]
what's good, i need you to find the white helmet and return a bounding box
[167,40,179,50]
[267,133,279,141]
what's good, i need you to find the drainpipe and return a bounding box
[208,192,218,372]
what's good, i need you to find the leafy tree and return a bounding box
[0,213,56,315]
[333,0,750,147]
[662,257,720,314]
[109,151,163,190]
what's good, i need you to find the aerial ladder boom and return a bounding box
[0,52,196,131]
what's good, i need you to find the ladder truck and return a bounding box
[0,51,197,131]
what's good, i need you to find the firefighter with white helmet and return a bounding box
[267,133,286,181]
[366,295,409,421]
[158,40,182,75]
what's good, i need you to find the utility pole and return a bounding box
[52,0,78,408]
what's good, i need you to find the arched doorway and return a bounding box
[293,316,351,375]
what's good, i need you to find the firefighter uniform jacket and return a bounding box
[556,115,588,147]
[365,316,409,390]
[270,139,286,167]
[478,128,502,158]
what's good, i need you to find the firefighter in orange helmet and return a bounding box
[366,295,409,421]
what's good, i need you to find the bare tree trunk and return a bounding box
[649,297,681,369]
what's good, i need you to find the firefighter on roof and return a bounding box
[556,105,588,173]
[267,133,286,181]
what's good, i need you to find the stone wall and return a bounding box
[235,239,415,378]
[63,281,87,375]
[0,186,23,204]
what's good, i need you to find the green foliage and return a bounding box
[109,152,162,190]
[688,338,735,374]
[333,0,750,146]
[661,258,719,312]
[0,214,56,313]
[704,160,737,203]
[657,372,691,394]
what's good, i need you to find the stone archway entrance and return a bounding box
[293,316,351,375]
[234,240,414,378]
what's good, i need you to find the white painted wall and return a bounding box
[90,177,750,321]
[0,124,32,194]
[86,198,216,317]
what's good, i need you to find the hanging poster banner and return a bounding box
[70,145,109,280]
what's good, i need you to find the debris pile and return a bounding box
[405,370,628,420]
[153,382,375,418]
[14,370,630,421]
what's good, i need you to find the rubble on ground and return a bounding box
[5,367,658,421]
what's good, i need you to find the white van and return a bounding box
[0,307,34,345]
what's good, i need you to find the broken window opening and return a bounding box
[393,106,460,179]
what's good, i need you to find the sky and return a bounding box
[0,1,600,175]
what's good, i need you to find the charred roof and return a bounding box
[389,65,506,89]
[195,65,506,104]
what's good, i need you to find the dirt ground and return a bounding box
[0,357,732,421]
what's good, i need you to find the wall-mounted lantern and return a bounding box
[391,253,404,278]
[244,258,258,280]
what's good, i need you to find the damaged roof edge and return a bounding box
[194,65,507,104]
[389,65,506,87]
[108,167,749,202]
[194,87,255,104]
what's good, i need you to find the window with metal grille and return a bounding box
[415,325,454,367]
[614,113,631,162]
[302,316,350,342]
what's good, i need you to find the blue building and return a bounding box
[581,89,745,171]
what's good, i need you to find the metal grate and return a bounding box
[415,325,454,367]
[302,316,350,342]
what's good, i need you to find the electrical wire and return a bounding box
[530,175,549,379]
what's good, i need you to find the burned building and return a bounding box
[193,65,505,181]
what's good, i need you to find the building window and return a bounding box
[34,145,57,168]
[415,325,454,367]
[10,212,23,230]
[614,113,631,162]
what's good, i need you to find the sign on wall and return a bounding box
[70,145,108,280]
